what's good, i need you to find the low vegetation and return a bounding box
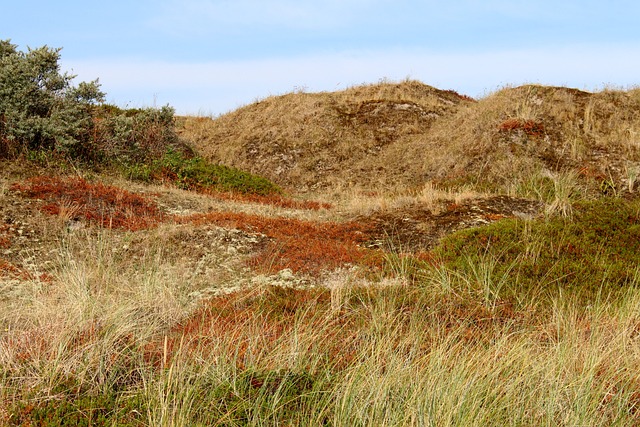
[0,39,283,200]
[181,81,640,198]
[126,150,282,197]
[2,39,640,426]
[11,176,165,231]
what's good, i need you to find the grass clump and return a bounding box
[435,197,640,302]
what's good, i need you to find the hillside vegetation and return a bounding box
[182,81,640,196]
[2,40,640,426]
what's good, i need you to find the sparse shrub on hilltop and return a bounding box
[0,38,284,196]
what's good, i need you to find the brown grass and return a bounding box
[200,188,332,210]
[144,282,528,375]
[143,287,347,369]
[179,80,473,191]
[179,81,640,196]
[0,222,11,249]
[0,258,53,283]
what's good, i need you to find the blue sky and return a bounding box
[3,0,640,115]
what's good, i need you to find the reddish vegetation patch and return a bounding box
[1,329,50,365]
[0,259,22,277]
[443,89,476,102]
[412,251,441,267]
[201,189,332,210]
[144,287,359,370]
[0,222,11,249]
[181,211,374,275]
[578,165,607,181]
[146,286,527,373]
[11,176,165,231]
[498,118,546,138]
[0,258,53,283]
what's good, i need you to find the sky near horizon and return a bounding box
[2,0,639,115]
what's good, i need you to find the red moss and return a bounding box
[578,165,606,181]
[200,189,332,210]
[180,211,374,275]
[443,89,476,102]
[413,251,442,267]
[498,118,545,137]
[0,223,11,249]
[0,258,53,283]
[484,213,506,221]
[144,287,360,370]
[12,176,165,231]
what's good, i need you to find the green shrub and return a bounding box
[127,150,282,196]
[93,104,187,164]
[8,383,145,427]
[0,39,185,165]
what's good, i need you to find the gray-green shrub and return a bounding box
[0,39,104,157]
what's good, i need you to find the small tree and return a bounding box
[0,39,105,157]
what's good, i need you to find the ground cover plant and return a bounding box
[7,175,354,276]
[11,176,165,231]
[125,150,331,210]
[435,197,640,303]
[181,211,375,275]
[3,243,640,425]
[126,150,284,198]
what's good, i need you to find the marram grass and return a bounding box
[2,213,640,425]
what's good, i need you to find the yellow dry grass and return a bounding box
[180,81,640,198]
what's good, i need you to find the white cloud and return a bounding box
[63,44,640,115]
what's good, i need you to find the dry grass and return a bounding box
[4,81,640,425]
[202,189,332,210]
[2,185,640,425]
[321,181,482,217]
[180,82,640,199]
[179,80,474,192]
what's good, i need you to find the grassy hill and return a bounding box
[179,80,474,191]
[181,81,640,196]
